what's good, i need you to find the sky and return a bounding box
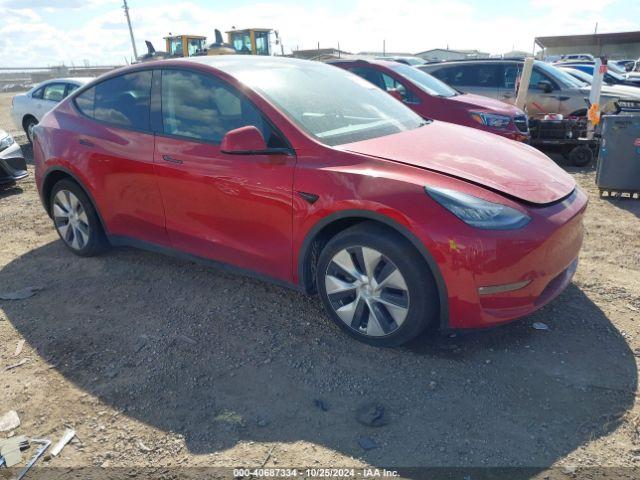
[0,0,638,67]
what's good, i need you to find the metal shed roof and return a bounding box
[536,31,640,48]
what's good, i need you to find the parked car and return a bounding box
[11,77,92,143]
[329,59,529,141]
[374,56,427,66]
[557,54,595,63]
[559,67,640,109]
[556,62,640,88]
[420,59,640,117]
[0,129,27,186]
[33,56,586,347]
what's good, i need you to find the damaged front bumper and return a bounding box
[0,139,28,185]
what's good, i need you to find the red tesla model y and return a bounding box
[33,56,586,346]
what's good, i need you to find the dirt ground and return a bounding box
[1,112,640,479]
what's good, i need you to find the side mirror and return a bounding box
[387,88,404,102]
[220,126,267,154]
[537,80,553,93]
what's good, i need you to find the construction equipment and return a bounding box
[204,29,236,56]
[164,34,207,57]
[225,28,274,56]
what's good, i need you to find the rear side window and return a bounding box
[75,71,152,131]
[160,69,281,145]
[43,83,66,102]
[433,64,500,88]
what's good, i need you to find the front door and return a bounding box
[153,68,296,282]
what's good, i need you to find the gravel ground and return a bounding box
[1,127,640,478]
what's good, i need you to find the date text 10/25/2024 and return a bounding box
[232,468,400,477]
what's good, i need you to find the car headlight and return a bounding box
[0,134,15,152]
[470,112,512,130]
[425,186,531,230]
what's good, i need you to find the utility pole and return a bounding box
[122,0,139,60]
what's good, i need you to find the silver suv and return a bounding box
[419,59,640,117]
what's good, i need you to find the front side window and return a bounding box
[43,83,66,102]
[348,67,419,104]
[389,63,457,97]
[74,71,152,131]
[31,87,44,99]
[380,72,420,104]
[160,69,280,145]
[529,68,556,90]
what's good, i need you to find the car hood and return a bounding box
[448,92,523,116]
[339,121,575,205]
[580,85,640,100]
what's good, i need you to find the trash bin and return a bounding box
[596,114,640,197]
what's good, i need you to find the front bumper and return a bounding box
[418,187,588,330]
[0,141,28,185]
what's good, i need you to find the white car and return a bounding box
[11,78,92,143]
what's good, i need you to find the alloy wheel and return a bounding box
[53,190,91,250]
[324,246,410,337]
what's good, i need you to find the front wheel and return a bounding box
[316,222,439,347]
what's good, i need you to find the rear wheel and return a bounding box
[316,222,439,347]
[23,116,38,144]
[50,179,108,256]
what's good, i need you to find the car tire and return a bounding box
[568,145,594,167]
[316,221,439,347]
[23,116,38,144]
[49,179,109,257]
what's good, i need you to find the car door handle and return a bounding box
[162,154,183,164]
[78,139,94,147]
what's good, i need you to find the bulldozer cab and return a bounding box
[226,28,271,55]
[164,35,207,57]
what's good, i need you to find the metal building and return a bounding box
[535,31,640,60]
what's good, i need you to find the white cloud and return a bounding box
[0,0,636,67]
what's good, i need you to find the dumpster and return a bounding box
[597,114,640,198]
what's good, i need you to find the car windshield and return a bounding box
[389,63,458,97]
[538,61,586,88]
[231,60,426,146]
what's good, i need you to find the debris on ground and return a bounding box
[13,339,25,357]
[176,334,197,345]
[356,402,388,427]
[0,411,21,432]
[532,322,549,331]
[357,436,379,451]
[0,435,29,467]
[16,438,50,479]
[137,440,153,453]
[313,399,329,412]
[50,429,76,457]
[5,358,29,371]
[0,287,43,301]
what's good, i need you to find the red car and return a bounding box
[329,59,530,142]
[33,57,586,347]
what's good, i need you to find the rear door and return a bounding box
[152,68,296,282]
[71,70,169,245]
